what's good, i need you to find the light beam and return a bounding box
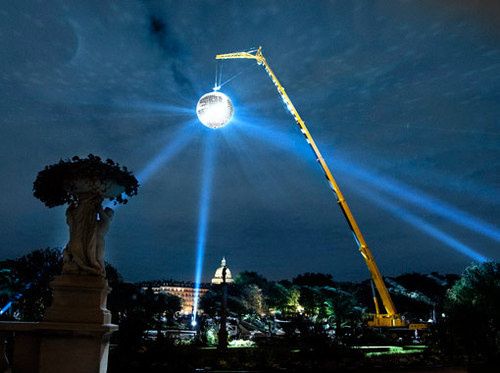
[191,134,216,326]
[354,187,490,263]
[234,117,492,261]
[103,122,197,209]
[136,123,196,185]
[331,156,500,243]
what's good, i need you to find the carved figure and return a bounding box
[33,155,138,277]
[63,195,114,276]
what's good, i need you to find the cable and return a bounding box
[213,60,224,91]
[217,63,256,90]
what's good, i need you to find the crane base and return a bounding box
[368,314,407,328]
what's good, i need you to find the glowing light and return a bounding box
[196,91,234,128]
[0,301,12,315]
[136,125,195,184]
[234,119,490,262]
[191,318,197,327]
[355,187,489,263]
[113,100,194,117]
[0,282,32,315]
[192,135,216,323]
[331,155,500,244]
[103,123,196,209]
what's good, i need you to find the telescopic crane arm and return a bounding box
[216,47,405,327]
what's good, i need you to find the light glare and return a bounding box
[196,91,234,128]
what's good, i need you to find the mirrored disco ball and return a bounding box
[196,91,234,129]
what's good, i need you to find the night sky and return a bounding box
[1,1,498,283]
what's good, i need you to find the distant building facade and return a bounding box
[147,258,235,314]
[149,282,209,314]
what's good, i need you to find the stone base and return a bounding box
[44,274,112,324]
[38,322,117,373]
[0,321,117,373]
[0,274,118,372]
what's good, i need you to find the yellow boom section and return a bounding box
[216,47,405,327]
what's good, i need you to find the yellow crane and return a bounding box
[216,47,410,328]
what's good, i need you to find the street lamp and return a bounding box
[217,265,228,351]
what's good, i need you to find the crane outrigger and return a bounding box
[216,47,421,328]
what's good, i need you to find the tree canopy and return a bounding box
[441,262,500,365]
[0,248,62,320]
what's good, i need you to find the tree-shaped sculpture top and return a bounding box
[33,154,139,276]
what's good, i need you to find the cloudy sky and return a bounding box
[0,0,498,282]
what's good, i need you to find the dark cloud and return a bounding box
[148,15,195,95]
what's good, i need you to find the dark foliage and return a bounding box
[108,282,182,353]
[437,262,500,368]
[342,272,460,322]
[108,337,366,372]
[33,154,138,208]
[293,272,335,287]
[200,284,248,317]
[0,248,62,320]
[0,248,129,322]
[234,271,269,289]
[198,289,220,317]
[105,262,124,287]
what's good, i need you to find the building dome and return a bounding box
[211,257,234,284]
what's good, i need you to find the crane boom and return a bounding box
[216,47,405,327]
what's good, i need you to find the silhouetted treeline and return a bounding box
[1,249,498,370]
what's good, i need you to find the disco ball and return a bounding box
[196,91,234,129]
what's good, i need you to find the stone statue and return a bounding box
[63,194,114,276]
[33,155,138,278]
[29,155,138,373]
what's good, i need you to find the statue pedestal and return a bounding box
[37,274,117,373]
[38,322,117,373]
[44,274,112,324]
[0,321,117,373]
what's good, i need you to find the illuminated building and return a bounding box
[150,282,209,314]
[147,258,235,314]
[211,257,234,285]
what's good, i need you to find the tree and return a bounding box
[162,292,182,324]
[0,268,19,306]
[266,283,300,315]
[200,285,247,317]
[295,284,362,342]
[235,272,304,316]
[441,262,500,366]
[0,248,62,320]
[293,272,334,287]
[234,271,269,289]
[0,250,134,322]
[142,287,182,339]
[242,284,265,315]
[108,280,182,352]
[299,286,322,316]
[319,287,362,342]
[105,262,124,287]
[233,272,270,315]
[199,289,220,318]
[107,281,148,352]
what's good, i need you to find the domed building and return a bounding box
[211,257,234,284]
